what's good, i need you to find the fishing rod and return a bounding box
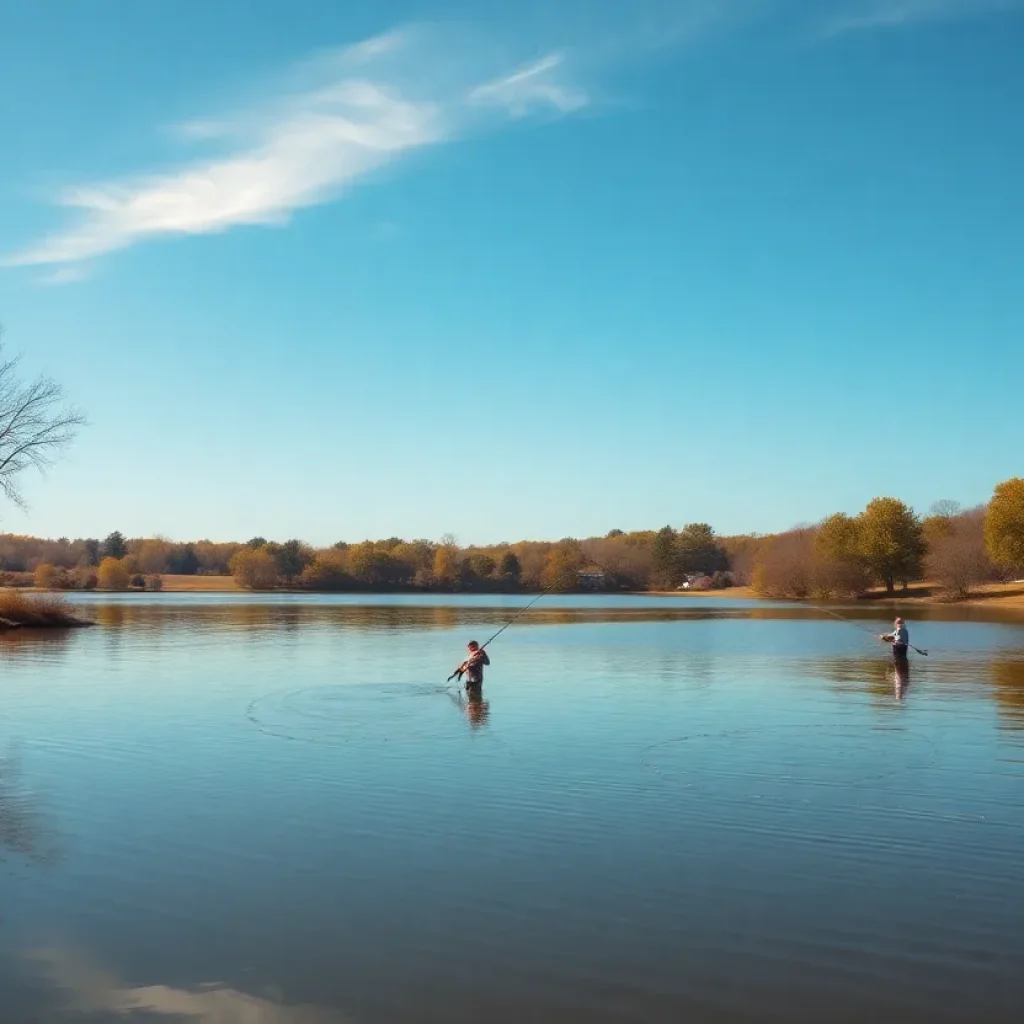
[446,569,580,682]
[808,602,929,656]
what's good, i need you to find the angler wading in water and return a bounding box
[445,569,582,687]
[451,640,490,691]
[881,617,910,659]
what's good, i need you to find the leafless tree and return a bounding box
[752,527,816,598]
[929,499,962,520]
[0,327,85,509]
[925,507,993,600]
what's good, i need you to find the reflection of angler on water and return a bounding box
[891,656,911,700]
[447,680,491,728]
[464,685,490,727]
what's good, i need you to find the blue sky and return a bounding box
[1,0,1022,545]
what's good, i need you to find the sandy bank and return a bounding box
[648,582,1024,609]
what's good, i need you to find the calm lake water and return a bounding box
[2,594,1023,1023]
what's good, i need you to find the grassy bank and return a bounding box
[646,587,757,600]
[0,591,91,629]
[159,574,241,592]
[14,573,242,594]
[857,581,1024,608]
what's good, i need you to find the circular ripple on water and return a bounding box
[246,682,462,747]
[641,722,940,794]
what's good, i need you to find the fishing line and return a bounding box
[582,542,932,659]
[447,568,580,681]
[473,544,630,658]
[806,602,929,656]
[478,571,580,650]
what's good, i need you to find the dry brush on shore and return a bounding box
[0,590,91,629]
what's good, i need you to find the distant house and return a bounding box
[679,573,714,591]
[577,569,607,590]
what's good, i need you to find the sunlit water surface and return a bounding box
[2,594,1023,1023]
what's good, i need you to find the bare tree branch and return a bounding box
[929,499,962,520]
[0,326,86,510]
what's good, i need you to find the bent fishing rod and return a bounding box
[447,569,580,682]
[809,602,929,656]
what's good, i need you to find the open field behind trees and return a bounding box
[6,477,1024,605]
[158,574,241,592]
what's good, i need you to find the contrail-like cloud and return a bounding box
[4,27,588,275]
[823,0,1021,35]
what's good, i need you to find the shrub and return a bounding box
[229,547,278,590]
[300,554,353,591]
[97,557,131,591]
[0,590,87,627]
[34,563,61,590]
[130,573,146,589]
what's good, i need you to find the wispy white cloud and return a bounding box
[824,0,1021,35]
[35,265,89,286]
[4,28,588,276]
[469,53,588,119]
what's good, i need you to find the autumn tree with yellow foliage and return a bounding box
[229,547,278,590]
[97,557,131,591]
[985,477,1024,576]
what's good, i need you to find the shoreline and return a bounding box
[647,582,1024,609]
[16,577,1024,610]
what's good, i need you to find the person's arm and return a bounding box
[481,651,490,665]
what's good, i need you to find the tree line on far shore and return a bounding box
[10,477,1024,601]
[744,478,1024,599]
[0,326,1021,604]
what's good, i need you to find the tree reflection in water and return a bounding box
[0,749,57,865]
[990,657,1024,730]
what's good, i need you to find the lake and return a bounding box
[2,593,1023,1023]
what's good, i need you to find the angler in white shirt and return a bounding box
[881,617,909,659]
